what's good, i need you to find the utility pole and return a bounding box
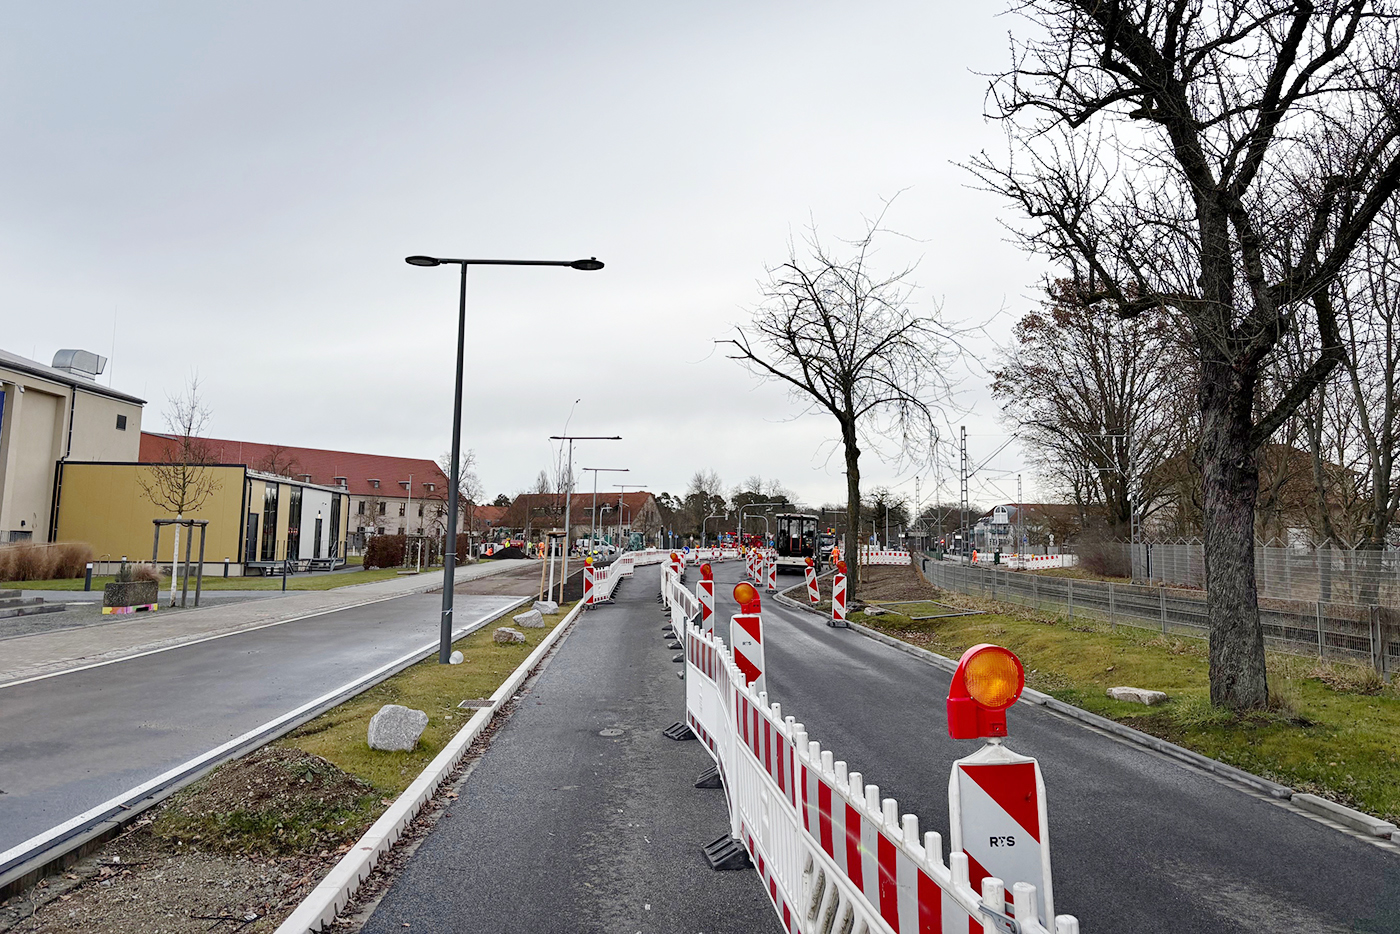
[960,426,969,557]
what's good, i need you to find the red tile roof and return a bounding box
[499,491,656,529]
[138,432,449,498]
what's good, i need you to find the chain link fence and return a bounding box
[918,554,1400,676]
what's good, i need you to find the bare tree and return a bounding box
[723,210,955,601]
[138,376,220,605]
[971,3,1400,710]
[436,449,482,551]
[257,445,300,478]
[993,279,1189,539]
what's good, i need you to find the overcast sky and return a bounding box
[1,2,1052,512]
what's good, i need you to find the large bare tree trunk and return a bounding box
[1200,362,1269,709]
[843,420,862,600]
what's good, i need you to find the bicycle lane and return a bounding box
[358,565,780,934]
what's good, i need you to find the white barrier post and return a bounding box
[804,557,819,604]
[831,560,848,627]
[729,581,765,695]
[582,557,595,607]
[698,562,716,635]
[766,550,777,592]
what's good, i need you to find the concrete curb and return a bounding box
[771,591,1298,803]
[1293,794,1399,838]
[273,597,589,934]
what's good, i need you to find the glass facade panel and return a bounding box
[260,485,279,560]
[286,486,303,559]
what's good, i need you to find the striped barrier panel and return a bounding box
[677,584,1079,933]
[805,561,819,603]
[588,553,637,604]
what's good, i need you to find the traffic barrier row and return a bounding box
[585,552,639,606]
[660,564,1078,934]
[859,548,913,566]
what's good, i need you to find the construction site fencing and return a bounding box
[1069,540,1400,609]
[660,565,1079,934]
[857,548,912,567]
[921,556,1400,677]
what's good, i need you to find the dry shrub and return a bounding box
[131,563,162,582]
[0,541,96,581]
[51,541,93,578]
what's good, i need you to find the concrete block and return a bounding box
[513,609,546,628]
[1294,793,1397,837]
[367,704,429,752]
[1106,686,1169,706]
[493,626,526,644]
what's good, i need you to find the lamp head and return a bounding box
[570,257,605,271]
[733,581,761,614]
[405,255,441,267]
[947,644,1026,740]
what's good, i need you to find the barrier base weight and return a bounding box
[672,654,685,663]
[662,721,695,741]
[694,765,722,789]
[701,835,751,871]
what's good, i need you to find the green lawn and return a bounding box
[12,567,425,592]
[854,600,1400,823]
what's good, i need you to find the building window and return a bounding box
[369,479,380,488]
[286,486,303,559]
[357,500,365,515]
[417,504,423,517]
[115,414,127,431]
[378,502,386,515]
[260,485,279,561]
[398,503,406,517]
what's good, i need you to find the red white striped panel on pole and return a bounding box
[832,566,847,626]
[730,612,765,696]
[766,553,777,592]
[805,561,819,603]
[583,561,595,606]
[949,742,1055,927]
[698,579,715,635]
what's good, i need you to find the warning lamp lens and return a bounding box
[963,647,1025,710]
[733,581,759,609]
[836,561,847,574]
[700,562,713,579]
[670,552,678,560]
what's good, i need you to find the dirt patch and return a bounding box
[153,746,381,856]
[782,563,936,611]
[0,748,378,934]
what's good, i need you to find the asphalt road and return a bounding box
[700,561,1400,933]
[360,562,779,934]
[0,592,523,855]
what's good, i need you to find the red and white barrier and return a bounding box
[766,551,777,593]
[859,547,913,566]
[832,561,848,626]
[586,552,637,605]
[804,558,819,604]
[698,564,716,635]
[582,560,595,606]
[676,600,1078,934]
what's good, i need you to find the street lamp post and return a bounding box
[614,483,645,551]
[549,435,621,604]
[407,254,603,663]
[581,467,629,553]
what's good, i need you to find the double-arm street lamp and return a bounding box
[548,434,621,604]
[407,254,604,664]
[581,467,629,551]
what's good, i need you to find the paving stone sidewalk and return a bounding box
[0,559,532,686]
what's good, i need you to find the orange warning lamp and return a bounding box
[733,581,761,614]
[701,563,713,581]
[836,560,847,575]
[584,556,593,566]
[670,552,679,561]
[804,557,813,568]
[947,644,1025,740]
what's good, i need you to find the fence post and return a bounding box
[1067,578,1074,620]
[1371,605,1383,677]
[1032,576,1039,612]
[1316,601,1324,658]
[1160,586,1167,635]
[1108,582,1115,630]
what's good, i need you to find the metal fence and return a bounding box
[1066,540,1400,609]
[919,555,1400,676]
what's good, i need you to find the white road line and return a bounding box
[0,597,525,875]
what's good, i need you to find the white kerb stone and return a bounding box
[494,627,527,644]
[533,600,559,615]
[367,704,429,752]
[1106,686,1169,706]
[513,609,546,629]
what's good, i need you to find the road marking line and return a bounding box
[0,597,525,878]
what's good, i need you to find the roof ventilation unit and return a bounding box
[52,349,107,381]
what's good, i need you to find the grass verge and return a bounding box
[845,566,1400,824]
